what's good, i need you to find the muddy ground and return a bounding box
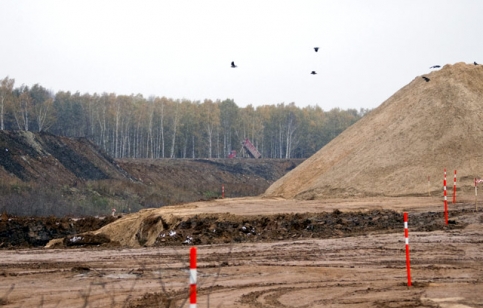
[1,197,483,307]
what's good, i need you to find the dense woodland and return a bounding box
[0,76,369,159]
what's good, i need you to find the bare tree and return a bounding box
[285,111,297,158]
[201,100,220,158]
[12,85,31,131]
[0,77,14,131]
[156,97,167,158]
[170,100,180,158]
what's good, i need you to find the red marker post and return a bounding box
[221,184,225,199]
[453,170,457,204]
[443,169,448,225]
[476,178,481,211]
[404,212,412,287]
[190,247,197,308]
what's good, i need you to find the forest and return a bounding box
[0,76,369,159]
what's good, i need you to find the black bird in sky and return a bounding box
[474,61,479,65]
[314,47,319,52]
[422,76,430,82]
[311,71,317,75]
[429,65,440,69]
[231,61,237,68]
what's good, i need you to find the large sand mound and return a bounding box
[265,62,483,199]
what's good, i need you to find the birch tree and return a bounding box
[30,84,54,132]
[154,97,169,158]
[0,77,14,131]
[284,103,299,158]
[12,85,32,131]
[168,100,180,158]
[200,99,220,158]
[146,97,156,158]
[219,99,238,157]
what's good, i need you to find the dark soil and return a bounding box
[0,130,131,184]
[0,215,117,248]
[2,207,469,249]
[118,158,303,205]
[145,209,465,247]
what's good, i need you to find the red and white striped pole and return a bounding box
[190,247,197,308]
[222,184,225,199]
[476,178,479,211]
[444,169,448,225]
[453,170,457,204]
[403,212,412,287]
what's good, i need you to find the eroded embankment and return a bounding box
[49,208,467,249]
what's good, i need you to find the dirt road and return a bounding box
[1,197,483,307]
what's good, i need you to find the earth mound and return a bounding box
[0,129,303,216]
[0,130,133,185]
[46,205,465,249]
[264,62,483,199]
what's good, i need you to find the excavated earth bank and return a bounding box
[45,205,463,249]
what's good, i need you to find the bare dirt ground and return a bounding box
[1,196,483,308]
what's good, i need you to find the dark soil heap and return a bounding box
[0,216,117,248]
[265,62,483,199]
[45,208,465,249]
[0,131,132,185]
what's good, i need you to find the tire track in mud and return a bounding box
[235,282,431,308]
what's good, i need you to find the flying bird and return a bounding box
[429,65,440,69]
[314,47,319,52]
[231,61,237,68]
[422,76,430,82]
[311,71,317,75]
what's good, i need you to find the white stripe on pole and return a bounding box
[190,269,197,285]
[190,247,197,308]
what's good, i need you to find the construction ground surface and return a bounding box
[1,195,483,308]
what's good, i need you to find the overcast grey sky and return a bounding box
[1,1,482,110]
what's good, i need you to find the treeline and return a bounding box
[0,76,370,159]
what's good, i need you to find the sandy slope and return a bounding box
[265,62,483,199]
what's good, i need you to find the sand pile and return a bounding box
[265,62,483,199]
